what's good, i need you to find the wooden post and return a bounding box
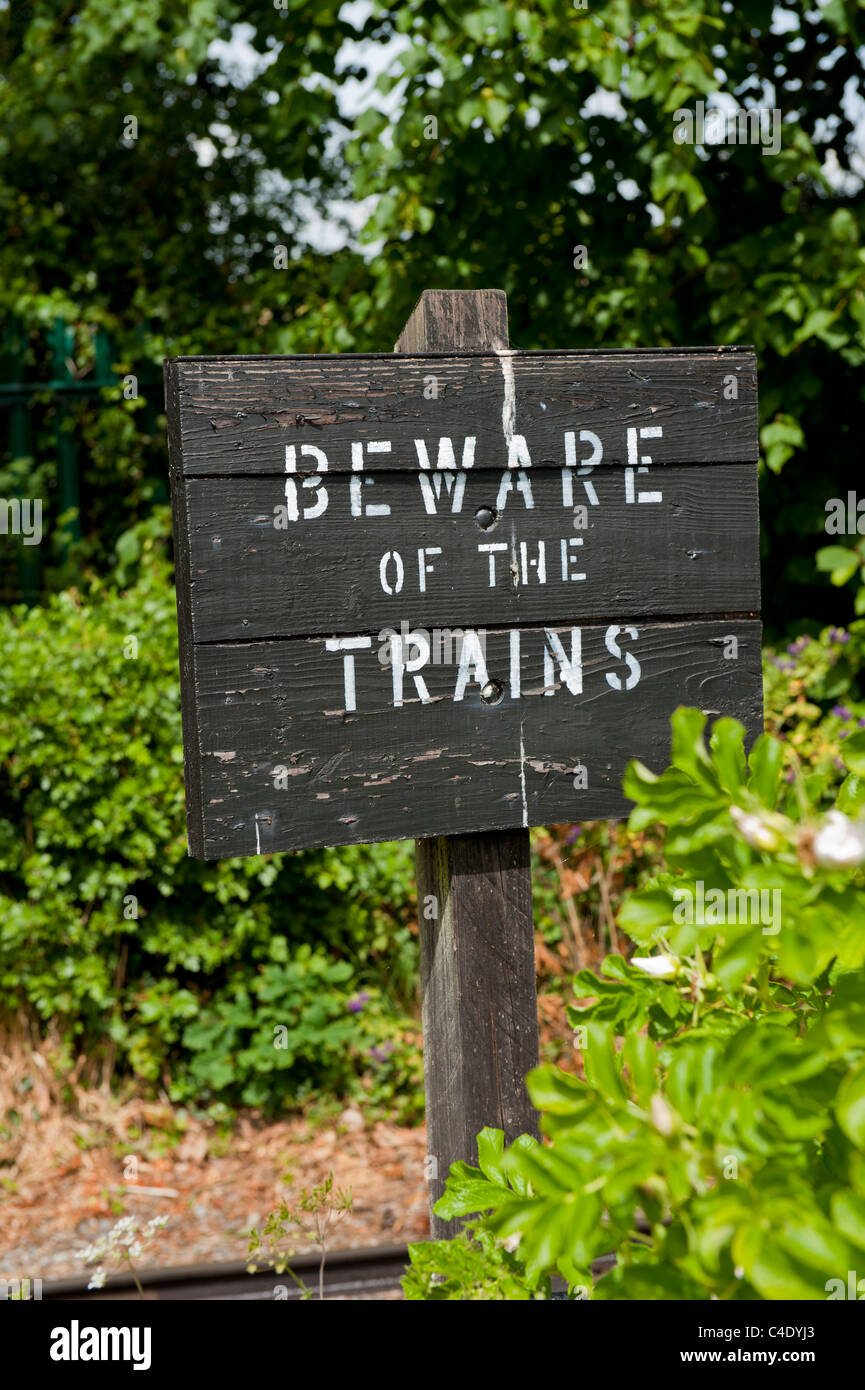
[395,290,540,1238]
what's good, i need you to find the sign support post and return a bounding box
[395,290,540,1238]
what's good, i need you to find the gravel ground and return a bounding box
[1,1103,430,1288]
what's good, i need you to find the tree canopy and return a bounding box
[1,0,864,630]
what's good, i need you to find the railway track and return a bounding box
[40,1245,614,1301]
[40,1243,410,1302]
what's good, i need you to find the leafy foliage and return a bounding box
[403,1221,552,1301]
[0,532,421,1112]
[407,708,865,1299]
[347,0,865,634]
[763,621,865,802]
[2,2,864,625]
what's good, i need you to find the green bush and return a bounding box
[404,1216,550,1301]
[0,528,420,1113]
[407,708,865,1299]
[763,621,865,801]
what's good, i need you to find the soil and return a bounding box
[1,949,585,1291]
[1,1104,430,1286]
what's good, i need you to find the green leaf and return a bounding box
[581,1023,626,1103]
[710,717,747,796]
[476,1127,507,1185]
[622,1031,656,1107]
[841,731,865,777]
[713,922,763,991]
[831,1190,865,1252]
[747,734,785,808]
[617,889,674,945]
[837,1062,865,1148]
[837,774,865,816]
[815,546,860,586]
[777,1221,853,1275]
[525,1064,586,1114]
[433,1176,511,1221]
[670,707,715,786]
[760,415,804,474]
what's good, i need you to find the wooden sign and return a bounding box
[165,347,762,860]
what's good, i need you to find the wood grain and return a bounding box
[394,288,509,353]
[190,617,763,857]
[416,828,536,1237]
[167,349,758,477]
[182,464,760,642]
[166,357,206,857]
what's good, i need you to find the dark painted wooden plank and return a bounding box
[165,358,205,857]
[182,463,760,642]
[166,349,758,477]
[189,617,763,858]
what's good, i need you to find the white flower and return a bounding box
[128,1242,143,1259]
[87,1268,107,1290]
[80,1239,107,1263]
[813,810,865,868]
[631,954,680,980]
[729,805,784,851]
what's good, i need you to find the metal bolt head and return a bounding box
[475,507,497,531]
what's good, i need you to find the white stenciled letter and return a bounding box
[418,471,467,514]
[509,629,521,698]
[506,434,532,469]
[543,628,583,696]
[453,631,490,701]
[325,636,373,712]
[562,430,602,506]
[605,625,641,690]
[495,469,534,512]
[414,436,476,470]
[418,547,441,592]
[520,540,547,585]
[285,444,329,520]
[625,426,663,504]
[560,537,586,581]
[391,630,433,708]
[478,541,508,587]
[349,441,391,517]
[379,550,405,595]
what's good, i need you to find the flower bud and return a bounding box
[631,954,680,980]
[729,805,785,851]
[813,810,865,868]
